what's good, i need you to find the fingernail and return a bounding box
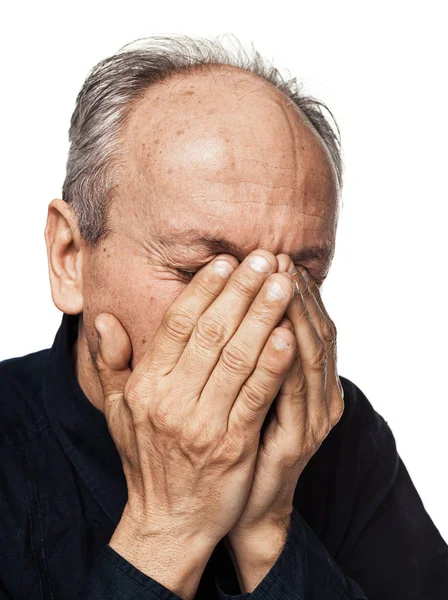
[249,254,272,273]
[294,281,301,295]
[272,336,291,351]
[213,259,235,278]
[267,280,289,300]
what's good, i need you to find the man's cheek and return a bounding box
[128,281,185,369]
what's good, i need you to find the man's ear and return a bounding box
[44,198,84,315]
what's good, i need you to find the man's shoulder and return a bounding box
[339,375,387,429]
[339,375,388,427]
[0,349,51,447]
[334,375,396,456]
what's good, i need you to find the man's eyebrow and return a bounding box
[160,230,333,264]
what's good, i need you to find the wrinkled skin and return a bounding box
[44,65,339,413]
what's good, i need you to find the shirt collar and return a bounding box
[42,312,128,526]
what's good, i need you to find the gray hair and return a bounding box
[62,34,344,246]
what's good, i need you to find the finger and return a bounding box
[283,273,329,429]
[278,316,294,331]
[200,271,295,423]
[262,356,309,461]
[278,356,308,430]
[276,253,296,274]
[172,251,279,389]
[280,259,332,386]
[295,267,344,417]
[270,261,325,447]
[275,255,296,341]
[228,325,297,436]
[296,266,330,321]
[134,253,240,378]
[278,317,299,359]
[94,313,133,422]
[294,267,333,345]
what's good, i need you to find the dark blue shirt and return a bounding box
[0,313,447,599]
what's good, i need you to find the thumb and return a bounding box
[94,313,132,420]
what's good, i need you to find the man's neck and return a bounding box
[72,319,106,414]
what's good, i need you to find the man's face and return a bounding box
[80,67,339,370]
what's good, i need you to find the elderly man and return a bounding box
[0,34,446,600]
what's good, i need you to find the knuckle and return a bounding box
[151,404,172,431]
[231,276,257,300]
[195,315,227,348]
[123,381,149,419]
[193,275,218,300]
[123,383,141,407]
[163,308,196,342]
[217,432,246,465]
[220,342,253,375]
[321,317,336,344]
[310,342,327,370]
[330,318,337,339]
[288,371,307,397]
[251,305,277,327]
[308,422,325,453]
[182,420,214,452]
[152,403,178,432]
[241,383,269,413]
[258,352,289,377]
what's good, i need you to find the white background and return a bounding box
[1,0,447,544]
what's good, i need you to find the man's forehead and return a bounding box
[118,68,340,250]
[124,67,328,180]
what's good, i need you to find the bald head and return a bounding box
[116,67,338,243]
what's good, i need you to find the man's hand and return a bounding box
[225,255,344,593]
[93,250,299,600]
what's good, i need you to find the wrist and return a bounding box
[225,524,290,594]
[110,507,216,600]
[225,537,282,594]
[228,520,290,564]
[117,501,218,547]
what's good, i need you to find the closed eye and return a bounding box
[176,269,197,281]
[177,266,325,285]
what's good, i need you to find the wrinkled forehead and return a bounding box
[114,68,339,245]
